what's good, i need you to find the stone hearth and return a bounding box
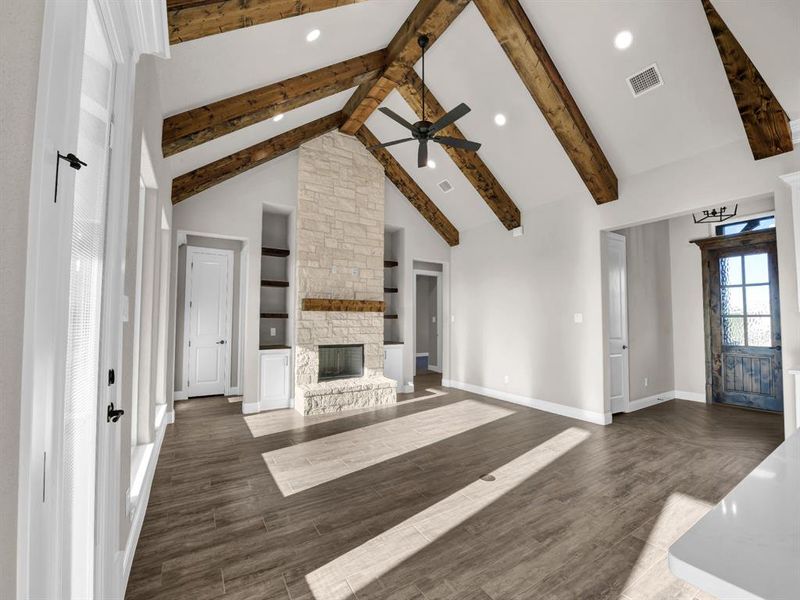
[294,131,397,415]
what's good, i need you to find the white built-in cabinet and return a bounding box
[384,343,404,386]
[260,348,291,410]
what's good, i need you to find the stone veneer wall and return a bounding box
[294,131,396,414]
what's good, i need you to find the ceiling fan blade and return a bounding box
[433,136,481,152]
[418,139,428,168]
[428,102,471,135]
[378,107,416,132]
[367,137,414,150]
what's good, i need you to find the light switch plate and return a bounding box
[574,313,583,323]
[270,327,276,336]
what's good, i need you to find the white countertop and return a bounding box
[669,429,800,599]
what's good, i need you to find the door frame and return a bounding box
[604,232,631,415]
[183,246,235,397]
[692,229,782,409]
[413,269,443,373]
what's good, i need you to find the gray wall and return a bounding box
[416,275,439,366]
[615,220,675,401]
[0,0,44,591]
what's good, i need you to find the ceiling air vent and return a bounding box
[626,63,663,98]
[438,179,453,193]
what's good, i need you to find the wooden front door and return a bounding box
[694,230,783,412]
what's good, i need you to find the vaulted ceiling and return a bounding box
[157,0,799,241]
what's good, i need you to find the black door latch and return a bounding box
[107,403,125,423]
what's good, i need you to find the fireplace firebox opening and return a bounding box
[318,344,364,382]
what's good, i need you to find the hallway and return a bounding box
[127,386,782,600]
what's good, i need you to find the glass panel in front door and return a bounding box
[719,253,771,348]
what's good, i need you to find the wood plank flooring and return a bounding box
[127,382,782,600]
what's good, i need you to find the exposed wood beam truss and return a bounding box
[473,0,618,204]
[701,0,793,160]
[398,70,521,229]
[167,0,368,44]
[356,126,459,246]
[171,112,343,204]
[162,49,385,157]
[340,0,471,135]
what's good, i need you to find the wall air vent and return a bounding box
[626,63,663,98]
[438,179,453,193]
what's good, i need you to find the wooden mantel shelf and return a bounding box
[301,298,385,312]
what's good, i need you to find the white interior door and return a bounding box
[606,232,630,414]
[186,247,232,397]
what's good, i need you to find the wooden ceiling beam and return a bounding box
[473,0,618,204]
[339,0,470,135]
[172,112,343,204]
[398,70,521,230]
[162,49,385,157]
[701,0,792,160]
[356,126,459,246]
[167,0,368,44]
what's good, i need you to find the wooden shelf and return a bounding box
[384,260,398,268]
[260,312,288,319]
[384,314,398,320]
[261,247,290,257]
[384,340,404,345]
[383,287,398,294]
[260,344,291,350]
[261,279,289,288]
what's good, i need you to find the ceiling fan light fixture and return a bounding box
[614,30,633,50]
[427,159,436,169]
[494,113,507,126]
[306,29,321,42]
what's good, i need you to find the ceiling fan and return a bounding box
[369,34,481,168]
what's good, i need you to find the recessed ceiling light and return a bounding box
[273,113,284,122]
[494,113,507,126]
[614,30,633,50]
[306,29,320,42]
[427,159,436,169]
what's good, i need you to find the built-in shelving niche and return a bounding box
[384,228,403,343]
[260,209,292,349]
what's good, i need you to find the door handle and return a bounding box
[217,339,226,345]
[622,345,628,350]
[107,403,124,423]
[773,345,782,350]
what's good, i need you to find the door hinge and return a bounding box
[42,452,46,502]
[108,368,115,386]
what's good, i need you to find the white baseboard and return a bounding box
[674,390,706,403]
[445,379,611,426]
[174,390,188,401]
[428,365,442,373]
[441,378,453,388]
[122,413,168,592]
[398,384,414,393]
[626,391,675,412]
[242,401,260,414]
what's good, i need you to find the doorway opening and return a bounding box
[413,262,444,390]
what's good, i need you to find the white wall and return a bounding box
[384,181,452,390]
[0,0,44,591]
[615,220,674,401]
[171,152,298,407]
[449,140,799,425]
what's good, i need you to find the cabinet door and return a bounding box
[261,353,290,409]
[384,346,403,384]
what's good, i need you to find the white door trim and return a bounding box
[413,269,444,373]
[184,246,234,397]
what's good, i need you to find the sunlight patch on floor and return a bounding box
[263,400,514,496]
[621,492,713,599]
[244,389,449,438]
[305,426,590,600]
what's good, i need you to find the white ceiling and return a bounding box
[156,0,800,231]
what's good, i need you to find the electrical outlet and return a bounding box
[432,316,436,323]
[574,313,583,324]
[504,375,509,384]
[331,266,337,274]
[270,327,276,336]
[351,267,360,277]
[451,315,455,323]
[644,377,649,388]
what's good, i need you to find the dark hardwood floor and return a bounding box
[127,383,782,600]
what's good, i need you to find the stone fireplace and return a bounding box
[294,131,397,415]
